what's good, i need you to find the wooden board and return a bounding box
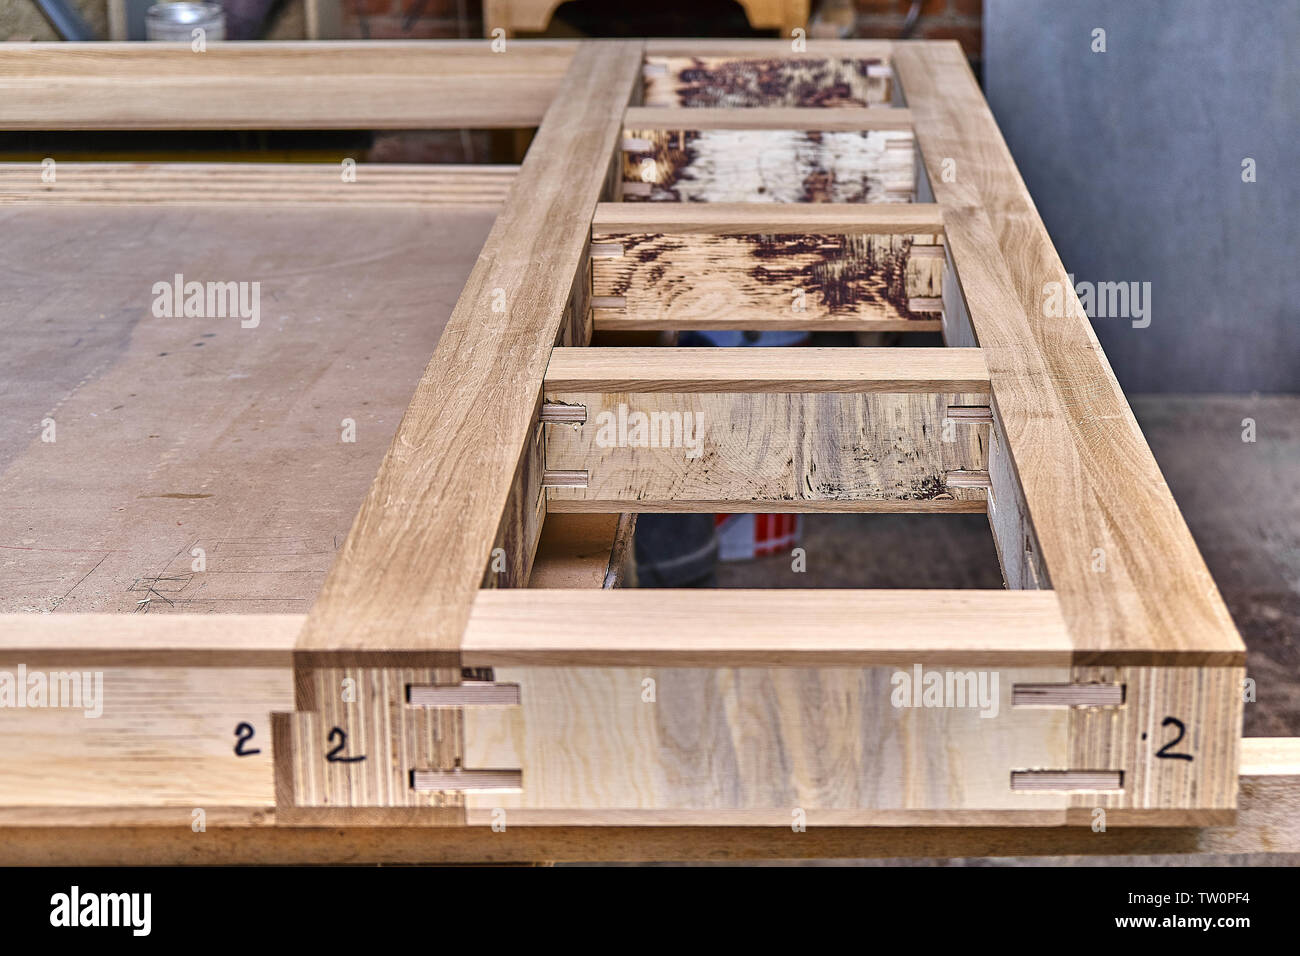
[893,43,1244,665]
[0,41,576,129]
[592,231,941,329]
[293,41,644,661]
[0,39,1254,846]
[643,55,892,108]
[622,128,914,203]
[0,204,494,614]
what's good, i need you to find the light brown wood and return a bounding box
[464,662,1070,823]
[527,513,624,589]
[643,52,892,108]
[543,347,987,393]
[543,391,988,509]
[0,39,1259,845]
[0,42,576,130]
[294,42,644,661]
[0,163,518,207]
[621,127,914,203]
[894,44,1244,666]
[1067,665,1244,815]
[624,106,914,131]
[593,202,942,235]
[462,589,1071,667]
[0,202,495,616]
[591,230,941,330]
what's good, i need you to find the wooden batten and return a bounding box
[623,106,915,131]
[621,127,915,203]
[541,348,989,512]
[642,52,894,108]
[591,204,944,331]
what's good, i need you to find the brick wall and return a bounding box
[854,0,982,61]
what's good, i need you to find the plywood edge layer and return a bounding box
[0,163,519,207]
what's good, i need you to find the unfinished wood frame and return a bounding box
[0,39,1261,858]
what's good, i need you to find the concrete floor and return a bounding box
[716,394,1300,738]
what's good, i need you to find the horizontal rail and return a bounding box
[0,589,1068,666]
[461,590,1072,666]
[623,106,915,131]
[593,202,944,235]
[543,347,988,393]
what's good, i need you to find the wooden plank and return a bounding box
[463,662,1070,823]
[892,43,1245,667]
[0,587,1069,667]
[591,230,941,330]
[543,391,988,509]
[543,347,988,393]
[621,127,914,203]
[2,759,1295,858]
[0,41,576,130]
[0,163,518,207]
[643,40,894,59]
[0,203,495,616]
[543,348,988,512]
[643,53,893,108]
[593,201,942,235]
[624,106,914,131]
[463,589,1071,667]
[294,42,644,662]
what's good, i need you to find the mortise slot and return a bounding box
[944,469,991,489]
[543,469,589,488]
[410,769,523,793]
[909,244,946,258]
[622,137,653,152]
[908,297,944,313]
[590,295,626,309]
[1010,771,1123,792]
[1012,683,1125,707]
[407,682,521,707]
[541,402,587,425]
[589,242,624,259]
[945,405,993,424]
